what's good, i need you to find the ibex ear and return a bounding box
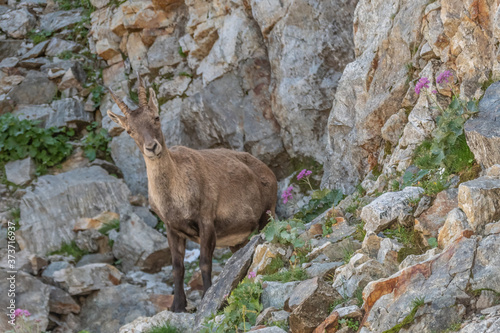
[148,88,159,115]
[107,110,127,128]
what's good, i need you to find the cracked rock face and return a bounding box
[360,232,500,333]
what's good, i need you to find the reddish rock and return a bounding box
[415,189,458,238]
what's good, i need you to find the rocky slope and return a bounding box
[0,0,500,332]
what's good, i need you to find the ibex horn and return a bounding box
[108,88,130,115]
[137,71,148,107]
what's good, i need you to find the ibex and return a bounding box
[107,75,277,312]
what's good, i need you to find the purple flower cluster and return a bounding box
[247,271,257,279]
[14,309,31,318]
[415,77,430,95]
[281,185,294,204]
[297,169,312,180]
[436,70,452,84]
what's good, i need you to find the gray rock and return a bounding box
[39,10,83,32]
[398,247,441,270]
[76,253,115,267]
[308,238,362,263]
[465,81,500,168]
[5,157,35,185]
[458,177,500,233]
[323,0,430,193]
[47,98,93,128]
[0,56,18,69]
[288,277,341,333]
[8,71,57,105]
[0,40,23,60]
[332,253,388,299]
[13,104,54,127]
[74,229,109,253]
[19,57,49,69]
[415,189,458,238]
[250,327,287,333]
[147,35,183,68]
[119,310,195,333]
[361,187,424,233]
[17,166,132,255]
[48,285,80,314]
[458,317,500,333]
[112,213,171,273]
[438,208,471,249]
[306,262,343,278]
[362,236,476,332]
[471,234,500,293]
[251,0,357,163]
[195,235,264,326]
[79,284,167,333]
[132,206,158,228]
[0,269,50,332]
[53,263,122,295]
[381,110,408,145]
[110,131,148,196]
[41,261,72,284]
[0,9,36,38]
[21,40,49,60]
[45,38,81,57]
[261,281,301,309]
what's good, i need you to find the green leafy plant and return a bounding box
[28,29,53,44]
[49,241,88,262]
[384,225,426,262]
[98,219,120,235]
[338,318,360,331]
[262,266,308,283]
[179,71,192,78]
[201,277,263,332]
[82,122,111,161]
[262,256,285,275]
[262,215,305,248]
[90,85,105,108]
[294,189,344,223]
[178,46,187,58]
[0,114,74,174]
[58,50,75,60]
[427,237,438,248]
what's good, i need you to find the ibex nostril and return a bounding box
[146,142,158,152]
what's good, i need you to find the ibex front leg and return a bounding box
[166,228,187,312]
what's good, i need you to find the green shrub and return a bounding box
[98,219,120,235]
[49,241,88,262]
[262,266,308,283]
[294,189,344,223]
[0,114,74,174]
[28,29,53,44]
[262,215,305,248]
[82,122,111,161]
[201,277,263,332]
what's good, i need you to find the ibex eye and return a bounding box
[155,116,160,122]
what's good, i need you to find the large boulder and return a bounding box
[465,81,500,168]
[79,283,170,333]
[261,281,301,309]
[112,213,171,273]
[415,189,458,238]
[0,269,50,331]
[288,277,341,333]
[361,233,476,332]
[8,71,58,106]
[0,9,36,38]
[16,166,132,255]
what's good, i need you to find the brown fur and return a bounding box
[107,78,277,312]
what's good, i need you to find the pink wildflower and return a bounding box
[281,185,294,204]
[248,271,257,279]
[431,90,437,94]
[223,293,229,299]
[436,70,452,84]
[415,77,430,95]
[14,309,31,318]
